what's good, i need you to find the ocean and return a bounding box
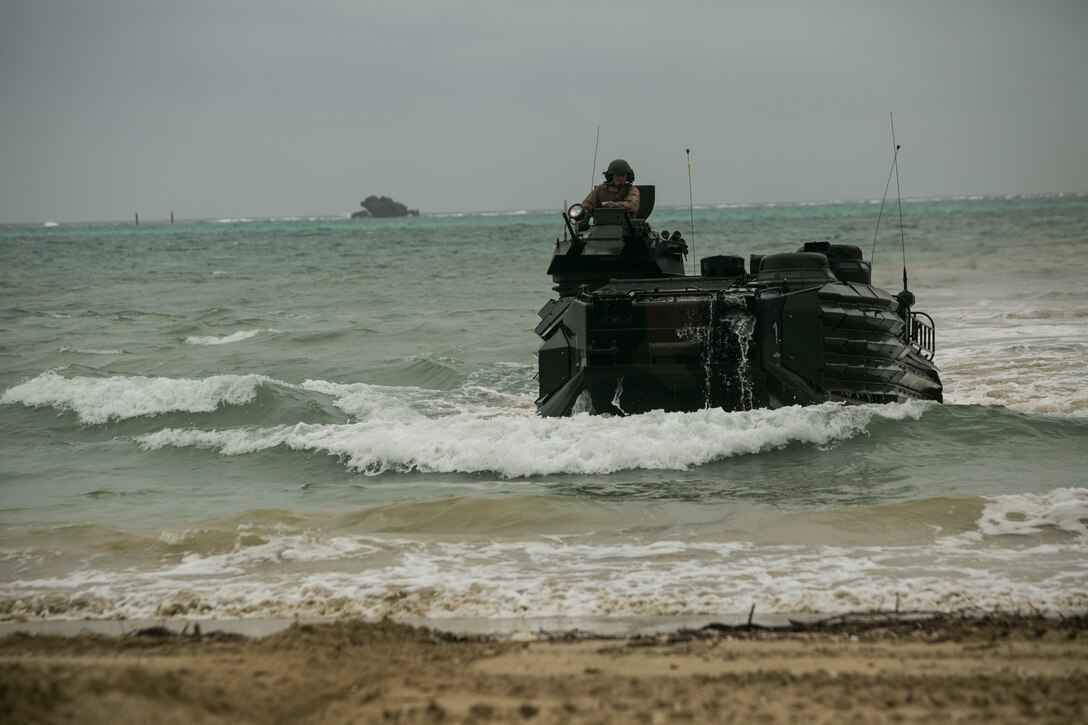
[2,194,1086,625]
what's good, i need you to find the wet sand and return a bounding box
[2,614,1085,724]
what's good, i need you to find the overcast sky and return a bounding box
[1,0,1086,223]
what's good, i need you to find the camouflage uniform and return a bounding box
[580,182,640,216]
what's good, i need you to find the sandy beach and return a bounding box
[2,614,1085,723]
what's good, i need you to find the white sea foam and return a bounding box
[3,489,1084,622]
[1,372,271,424]
[58,346,125,355]
[300,379,418,419]
[941,354,1088,417]
[937,309,1088,416]
[3,515,1084,621]
[159,532,382,577]
[184,329,263,346]
[137,402,929,477]
[975,487,1088,538]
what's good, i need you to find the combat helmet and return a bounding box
[604,158,635,183]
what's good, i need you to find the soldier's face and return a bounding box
[612,173,627,184]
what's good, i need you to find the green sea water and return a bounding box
[1,195,1086,623]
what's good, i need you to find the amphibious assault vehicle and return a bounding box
[535,186,942,416]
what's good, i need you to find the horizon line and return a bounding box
[4,190,1086,226]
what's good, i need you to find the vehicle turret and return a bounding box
[547,185,687,296]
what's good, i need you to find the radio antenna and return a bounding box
[589,125,600,190]
[890,113,909,294]
[871,143,898,265]
[687,148,695,275]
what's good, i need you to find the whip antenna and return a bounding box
[890,113,909,293]
[871,112,910,294]
[871,143,899,265]
[589,125,600,190]
[687,148,695,274]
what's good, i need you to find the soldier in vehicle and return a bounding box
[579,159,641,216]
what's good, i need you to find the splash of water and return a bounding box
[677,293,757,411]
[611,376,627,415]
[721,295,756,410]
[571,389,593,415]
[677,299,715,409]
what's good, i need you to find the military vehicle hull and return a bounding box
[535,194,942,416]
[536,273,942,416]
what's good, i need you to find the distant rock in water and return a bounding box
[351,195,420,218]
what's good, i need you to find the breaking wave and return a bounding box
[136,401,927,478]
[1,372,271,424]
[2,487,1084,621]
[184,329,264,346]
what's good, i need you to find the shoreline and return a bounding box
[0,608,1057,641]
[0,612,845,641]
[3,613,1085,723]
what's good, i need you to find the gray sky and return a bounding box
[2,0,1086,223]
